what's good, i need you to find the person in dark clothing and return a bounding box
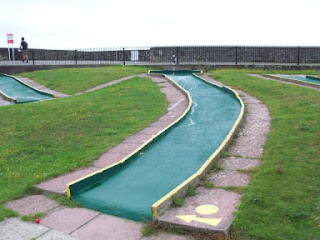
[20,37,28,62]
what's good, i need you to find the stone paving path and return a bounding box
[1,73,271,239]
[14,76,70,98]
[0,96,12,106]
[250,74,320,91]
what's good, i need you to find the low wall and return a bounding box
[0,48,150,62]
[150,46,320,64]
[1,46,320,65]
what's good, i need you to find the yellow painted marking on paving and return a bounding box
[196,205,219,215]
[176,215,222,227]
[176,204,222,227]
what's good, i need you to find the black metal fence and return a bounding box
[1,46,320,66]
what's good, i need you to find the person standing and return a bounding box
[20,37,28,63]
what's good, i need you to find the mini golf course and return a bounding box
[67,70,243,221]
[0,74,53,103]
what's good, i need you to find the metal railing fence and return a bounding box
[1,46,320,66]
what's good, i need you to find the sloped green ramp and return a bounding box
[0,74,53,103]
[68,70,242,221]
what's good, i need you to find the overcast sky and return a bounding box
[1,0,320,50]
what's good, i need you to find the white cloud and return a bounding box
[1,0,320,49]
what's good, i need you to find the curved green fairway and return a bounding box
[210,69,320,240]
[71,72,242,221]
[0,75,52,103]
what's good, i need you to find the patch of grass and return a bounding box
[21,212,47,222]
[221,151,231,158]
[142,222,188,237]
[186,186,196,197]
[19,65,156,94]
[141,223,160,237]
[199,174,214,188]
[172,196,185,207]
[217,186,246,195]
[200,174,207,181]
[0,205,18,221]
[237,168,259,175]
[0,77,168,220]
[210,69,320,240]
[212,162,223,172]
[50,194,82,208]
[202,181,214,189]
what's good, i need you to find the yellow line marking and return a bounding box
[196,205,219,215]
[176,215,221,227]
[176,204,221,226]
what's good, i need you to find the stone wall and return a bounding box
[1,46,320,64]
[0,48,150,62]
[149,46,320,64]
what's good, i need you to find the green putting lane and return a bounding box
[0,74,53,103]
[69,71,242,221]
[280,75,320,85]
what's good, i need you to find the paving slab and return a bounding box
[71,213,143,240]
[107,142,142,154]
[37,229,80,240]
[238,94,262,104]
[158,188,241,234]
[14,76,70,98]
[0,217,50,240]
[228,142,264,159]
[94,152,128,168]
[157,114,181,122]
[219,157,260,170]
[150,120,174,128]
[228,133,267,158]
[208,170,250,187]
[0,96,12,106]
[123,133,153,144]
[40,207,99,234]
[168,100,187,111]
[158,82,176,88]
[142,233,194,240]
[139,126,167,135]
[6,195,58,216]
[37,167,100,194]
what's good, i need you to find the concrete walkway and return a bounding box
[1,73,271,239]
[14,76,70,98]
[250,74,320,91]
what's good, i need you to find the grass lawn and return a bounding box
[209,69,320,240]
[0,76,168,220]
[19,65,153,94]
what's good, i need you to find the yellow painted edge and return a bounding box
[3,74,55,98]
[151,73,245,219]
[66,72,193,198]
